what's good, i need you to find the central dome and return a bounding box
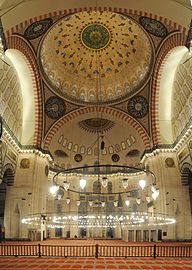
[39,11,154,104]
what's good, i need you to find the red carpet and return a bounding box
[0,240,191,269]
[0,257,191,269]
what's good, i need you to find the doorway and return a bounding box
[136,230,141,242]
[143,230,149,242]
[128,230,134,241]
[107,227,113,238]
[158,229,162,241]
[151,230,157,242]
[80,228,87,238]
[181,163,192,214]
[0,165,15,239]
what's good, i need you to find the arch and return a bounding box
[180,163,192,186]
[6,35,43,146]
[108,182,112,193]
[2,163,15,186]
[0,144,2,184]
[151,32,186,146]
[0,163,15,232]
[180,162,192,214]
[93,180,101,193]
[43,107,150,149]
[5,7,187,38]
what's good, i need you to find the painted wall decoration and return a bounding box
[74,154,83,162]
[54,150,68,158]
[45,96,66,119]
[24,18,53,39]
[165,157,175,167]
[111,153,120,162]
[20,158,30,168]
[139,17,168,38]
[78,118,115,133]
[127,95,148,118]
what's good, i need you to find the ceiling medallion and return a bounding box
[112,154,120,162]
[45,96,66,119]
[74,154,83,162]
[127,95,148,119]
[139,17,168,38]
[24,18,53,40]
[81,23,111,50]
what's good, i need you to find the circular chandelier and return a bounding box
[41,163,175,229]
[22,211,176,228]
[21,165,176,229]
[49,164,160,205]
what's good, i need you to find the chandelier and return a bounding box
[22,164,175,229]
[21,164,176,228]
[49,164,160,204]
[21,165,176,228]
[34,163,175,229]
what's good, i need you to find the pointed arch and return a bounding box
[3,163,15,186]
[43,107,150,149]
[151,32,186,146]
[6,35,43,146]
[180,163,192,186]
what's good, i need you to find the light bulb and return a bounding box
[136,198,141,205]
[50,185,59,195]
[122,178,128,189]
[66,198,70,204]
[57,194,62,200]
[76,200,80,206]
[89,201,93,207]
[152,189,159,200]
[139,179,146,190]
[114,201,118,207]
[151,185,156,193]
[125,200,130,207]
[146,196,151,203]
[101,201,105,207]
[80,178,86,189]
[101,177,108,188]
[63,181,69,191]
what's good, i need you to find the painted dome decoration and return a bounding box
[81,23,111,50]
[127,95,148,118]
[24,18,53,39]
[45,96,66,119]
[39,11,154,104]
[139,17,168,38]
[79,118,115,133]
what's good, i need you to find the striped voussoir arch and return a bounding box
[7,35,43,147]
[0,148,2,184]
[43,107,150,149]
[5,6,186,37]
[180,162,192,186]
[151,32,186,146]
[2,163,15,187]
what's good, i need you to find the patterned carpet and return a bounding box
[0,239,191,269]
[0,257,191,269]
